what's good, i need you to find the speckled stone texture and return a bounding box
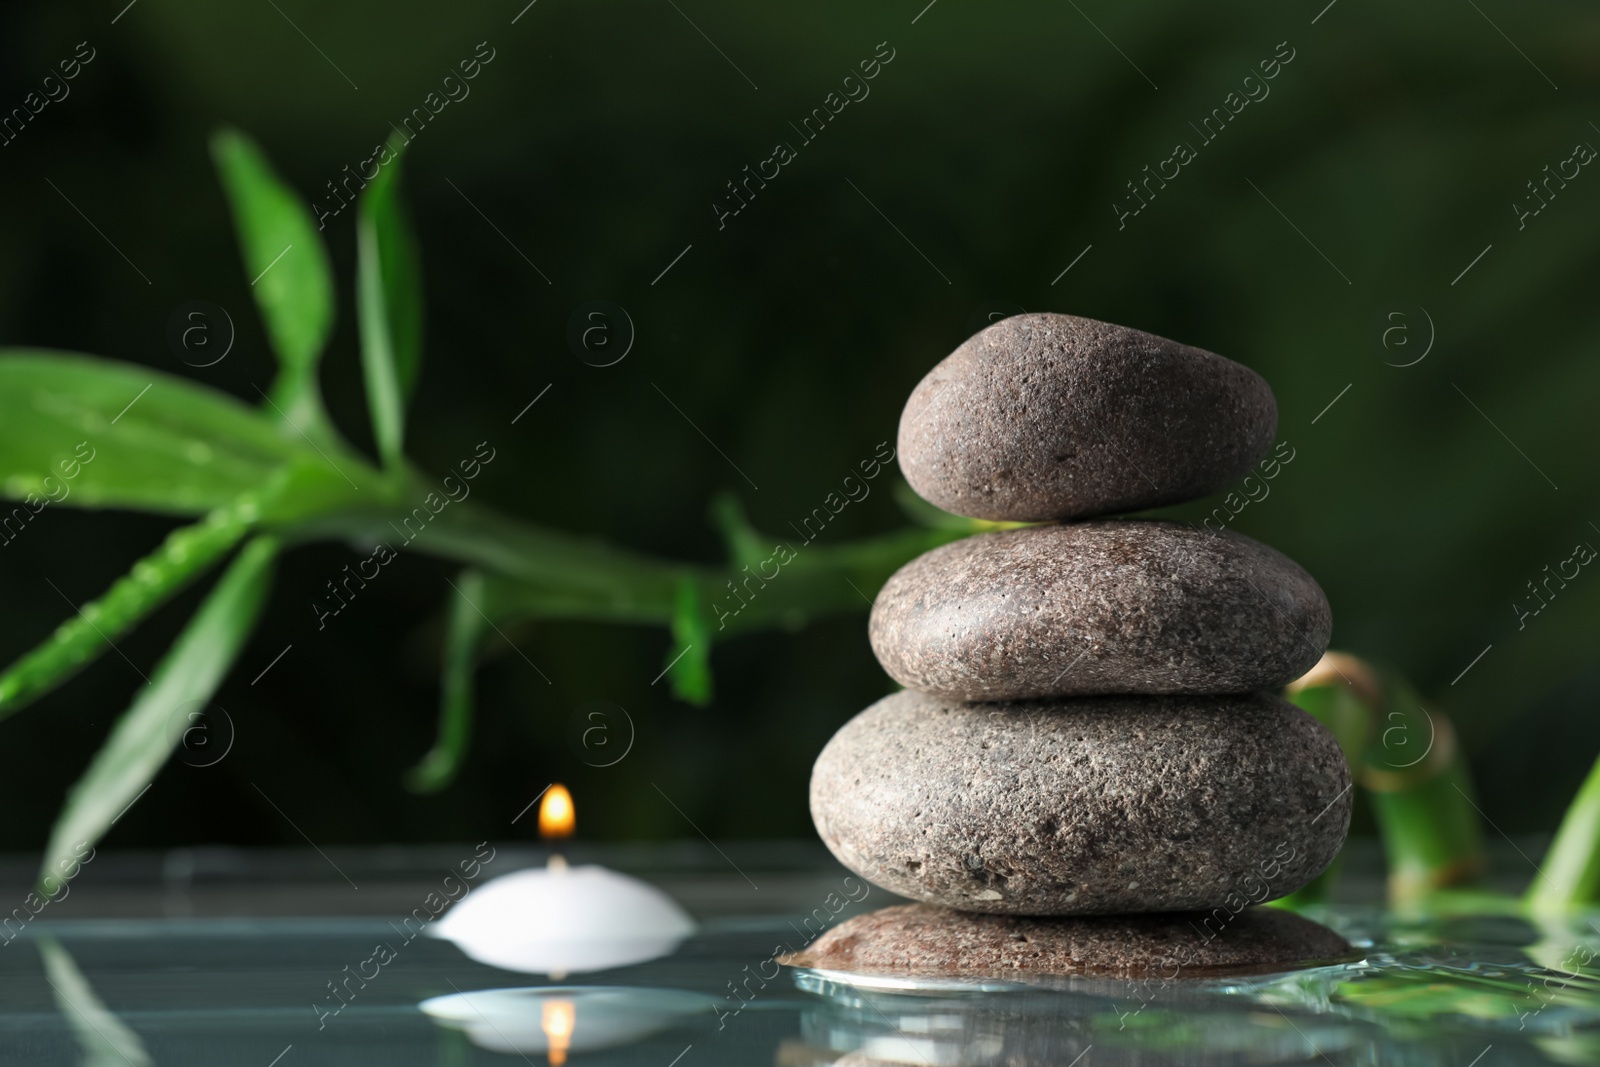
[898,313,1277,522]
[869,521,1331,701]
[810,690,1351,915]
[781,903,1352,979]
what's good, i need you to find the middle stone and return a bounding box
[810,690,1352,916]
[870,520,1330,701]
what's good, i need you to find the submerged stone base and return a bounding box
[779,903,1352,980]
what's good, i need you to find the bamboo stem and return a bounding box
[1362,676,1486,904]
[1278,653,1488,908]
[1277,653,1379,907]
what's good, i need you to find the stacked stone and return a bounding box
[804,313,1352,975]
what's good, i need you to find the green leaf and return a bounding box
[667,577,713,705]
[0,352,315,514]
[709,491,767,569]
[407,571,490,793]
[1529,749,1600,912]
[357,134,424,468]
[39,937,154,1067]
[37,535,279,891]
[210,127,335,424]
[0,500,257,720]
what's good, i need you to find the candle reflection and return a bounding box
[541,998,575,1065]
[420,986,709,1060]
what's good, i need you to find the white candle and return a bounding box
[431,863,696,974]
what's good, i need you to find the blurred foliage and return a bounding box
[0,0,1596,848]
[0,126,964,875]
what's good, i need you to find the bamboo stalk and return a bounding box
[1362,675,1486,904]
[1277,652,1379,906]
[1278,653,1487,907]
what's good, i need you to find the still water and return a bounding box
[0,843,1595,1065]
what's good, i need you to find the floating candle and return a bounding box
[431,785,696,974]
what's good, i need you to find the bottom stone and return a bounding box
[779,903,1352,980]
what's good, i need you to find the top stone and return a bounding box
[898,313,1277,522]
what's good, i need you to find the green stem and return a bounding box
[1363,677,1486,904]
[353,494,963,790]
[267,364,334,444]
[1276,662,1379,907]
[718,526,962,632]
[1528,750,1600,912]
[298,489,964,633]
[666,576,714,704]
[299,492,683,604]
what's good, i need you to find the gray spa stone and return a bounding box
[869,521,1330,701]
[810,690,1351,916]
[898,312,1277,521]
[780,903,1353,979]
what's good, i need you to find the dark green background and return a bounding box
[0,0,1594,849]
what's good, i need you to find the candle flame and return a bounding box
[539,784,575,839]
[541,999,575,1066]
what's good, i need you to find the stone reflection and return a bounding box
[788,970,1366,1067]
[777,902,1367,1065]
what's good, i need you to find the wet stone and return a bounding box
[869,521,1331,701]
[810,690,1352,916]
[780,902,1353,979]
[897,312,1277,521]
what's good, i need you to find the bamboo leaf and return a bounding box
[407,571,490,793]
[0,501,257,720]
[667,577,713,705]
[1529,750,1600,912]
[210,127,335,423]
[709,492,766,569]
[37,535,279,890]
[39,937,153,1067]
[0,352,313,515]
[357,134,423,468]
